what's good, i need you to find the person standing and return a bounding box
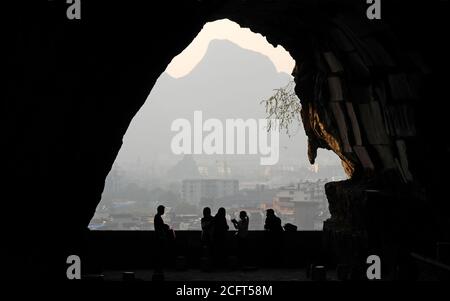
[154,205,172,272]
[201,207,214,255]
[264,209,284,267]
[212,207,229,266]
[231,211,249,266]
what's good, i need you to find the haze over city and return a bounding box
[90,20,346,231]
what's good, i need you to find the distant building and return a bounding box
[182,179,239,205]
[106,213,141,230]
[273,185,298,215]
[214,186,277,209]
[297,179,328,202]
[272,179,330,230]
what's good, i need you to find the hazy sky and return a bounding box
[165,19,295,78]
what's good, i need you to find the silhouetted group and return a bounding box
[201,207,230,266]
[154,205,285,270]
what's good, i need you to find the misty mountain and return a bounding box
[114,39,340,171]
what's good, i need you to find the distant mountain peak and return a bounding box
[187,38,279,77]
[206,38,241,50]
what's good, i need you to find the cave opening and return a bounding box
[5,1,448,281]
[89,19,346,232]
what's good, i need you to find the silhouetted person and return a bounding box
[201,207,214,255]
[264,209,284,267]
[232,211,249,266]
[213,207,229,237]
[154,205,173,272]
[264,209,283,232]
[212,207,229,266]
[154,205,169,236]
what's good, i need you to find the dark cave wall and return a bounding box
[212,1,449,277]
[3,0,449,278]
[4,0,211,276]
